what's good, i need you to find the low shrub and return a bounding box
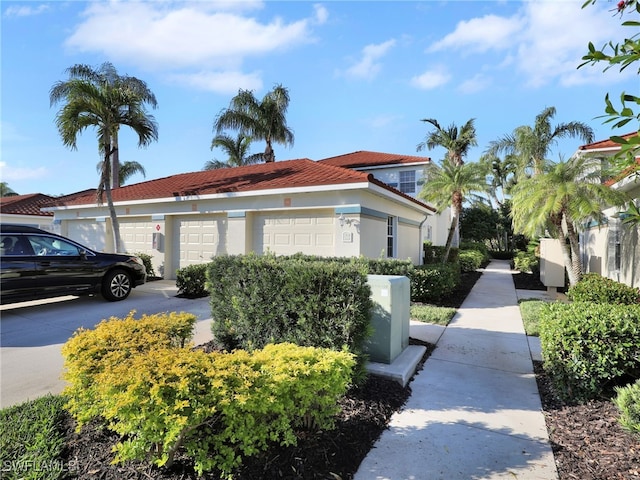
[513,250,538,274]
[539,302,640,402]
[567,273,640,305]
[518,299,546,337]
[62,314,355,478]
[489,250,513,260]
[460,241,490,262]
[62,311,197,425]
[458,249,484,272]
[0,395,67,480]
[615,379,640,437]
[410,304,456,325]
[176,263,209,298]
[134,252,156,278]
[423,244,458,264]
[206,254,372,378]
[409,263,460,303]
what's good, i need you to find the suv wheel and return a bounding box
[102,269,132,301]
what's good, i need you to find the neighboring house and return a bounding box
[43,158,435,279]
[319,151,450,246]
[576,134,640,288]
[0,194,56,231]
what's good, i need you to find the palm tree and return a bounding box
[96,160,147,186]
[479,152,518,208]
[416,118,477,166]
[510,155,629,286]
[0,183,18,197]
[50,62,158,252]
[204,133,264,170]
[485,106,594,178]
[419,161,489,263]
[213,84,294,163]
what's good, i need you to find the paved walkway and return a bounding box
[355,260,559,480]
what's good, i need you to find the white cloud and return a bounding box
[365,114,403,129]
[168,70,263,94]
[0,162,48,181]
[345,39,396,80]
[458,73,492,94]
[410,66,451,90]
[428,14,524,54]
[64,1,321,91]
[3,4,49,18]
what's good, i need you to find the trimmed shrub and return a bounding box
[459,249,484,272]
[62,311,197,425]
[460,241,490,263]
[423,244,459,264]
[513,250,538,274]
[488,250,513,260]
[567,273,640,305]
[176,263,209,298]
[615,380,640,437]
[409,263,460,303]
[539,302,640,402]
[0,395,67,480]
[133,252,156,278]
[206,254,373,369]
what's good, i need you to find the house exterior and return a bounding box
[576,134,640,288]
[319,151,451,246]
[42,157,435,279]
[0,194,56,231]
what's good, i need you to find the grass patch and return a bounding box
[0,394,68,480]
[410,304,456,326]
[519,299,546,337]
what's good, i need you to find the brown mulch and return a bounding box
[56,266,640,479]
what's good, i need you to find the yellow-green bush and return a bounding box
[62,314,354,477]
[62,311,197,425]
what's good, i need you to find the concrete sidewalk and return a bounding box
[355,260,559,480]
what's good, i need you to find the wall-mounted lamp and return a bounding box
[338,213,350,227]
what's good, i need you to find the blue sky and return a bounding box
[1,0,637,196]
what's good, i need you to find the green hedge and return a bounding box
[567,273,640,305]
[512,250,538,274]
[539,302,640,402]
[459,250,484,272]
[615,379,640,437]
[206,254,373,372]
[409,263,460,303]
[176,263,209,298]
[423,245,459,264]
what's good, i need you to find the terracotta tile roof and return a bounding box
[0,194,56,216]
[52,159,431,210]
[319,151,431,169]
[579,132,638,151]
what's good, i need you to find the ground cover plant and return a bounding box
[409,304,456,325]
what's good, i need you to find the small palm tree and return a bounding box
[511,155,629,285]
[486,106,594,177]
[417,118,478,166]
[213,84,294,163]
[419,161,489,263]
[50,62,158,252]
[204,133,264,170]
[95,160,146,186]
[0,183,18,197]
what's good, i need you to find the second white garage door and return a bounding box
[253,211,334,256]
[173,216,227,271]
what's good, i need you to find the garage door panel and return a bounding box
[254,212,334,256]
[173,216,225,271]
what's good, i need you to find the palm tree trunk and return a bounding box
[110,132,120,189]
[265,137,275,163]
[549,217,579,287]
[442,213,458,263]
[564,216,583,285]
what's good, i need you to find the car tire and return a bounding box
[102,269,132,301]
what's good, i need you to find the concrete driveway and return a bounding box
[0,280,213,408]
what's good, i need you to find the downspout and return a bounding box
[418,214,430,265]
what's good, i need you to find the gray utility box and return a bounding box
[365,275,410,364]
[540,238,565,288]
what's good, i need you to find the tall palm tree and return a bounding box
[511,155,629,285]
[50,62,158,252]
[213,84,294,163]
[485,106,594,178]
[0,183,18,197]
[419,161,489,263]
[416,118,477,166]
[96,160,146,186]
[204,133,264,170]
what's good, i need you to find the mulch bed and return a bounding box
[56,266,640,479]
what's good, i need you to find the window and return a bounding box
[387,216,395,258]
[399,171,416,194]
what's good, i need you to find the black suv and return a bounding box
[0,224,147,304]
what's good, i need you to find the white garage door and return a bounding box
[119,218,154,256]
[173,216,226,271]
[66,221,106,251]
[253,211,334,256]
